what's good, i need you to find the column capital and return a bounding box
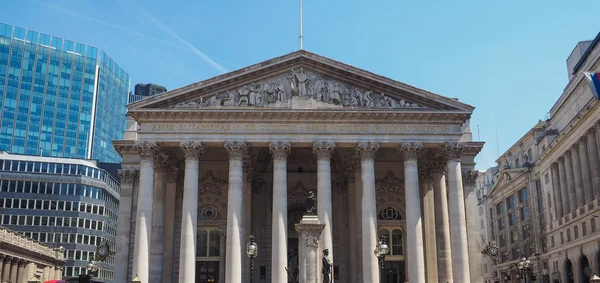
[154,153,171,172]
[462,170,478,185]
[18,259,28,266]
[356,141,380,161]
[444,141,467,161]
[269,141,291,161]
[571,143,580,151]
[398,142,423,161]
[579,135,588,144]
[313,141,335,160]
[118,169,138,185]
[166,166,179,183]
[224,141,248,160]
[558,156,565,163]
[180,141,204,160]
[0,254,5,260]
[11,257,18,263]
[136,141,159,161]
[588,126,597,135]
[564,150,572,158]
[430,156,447,175]
[3,255,11,261]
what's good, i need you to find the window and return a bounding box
[535,179,542,194]
[508,196,515,209]
[515,158,520,168]
[567,229,571,242]
[592,218,597,233]
[510,212,517,226]
[379,228,404,257]
[519,188,528,203]
[583,222,587,236]
[521,206,529,221]
[511,230,519,242]
[197,229,221,258]
[496,203,505,215]
[574,226,579,239]
[498,217,506,230]
[379,207,402,220]
[198,207,220,221]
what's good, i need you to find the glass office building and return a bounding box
[0,23,130,163]
[0,151,120,282]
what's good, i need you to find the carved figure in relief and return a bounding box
[330,83,342,104]
[363,90,374,107]
[248,83,263,106]
[317,80,329,102]
[343,86,357,106]
[354,88,364,106]
[276,79,287,102]
[264,82,276,103]
[222,91,235,106]
[379,94,392,108]
[291,67,310,96]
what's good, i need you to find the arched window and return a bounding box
[199,206,220,221]
[378,206,402,221]
[197,229,221,258]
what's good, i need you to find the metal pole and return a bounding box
[299,0,303,50]
[250,255,254,283]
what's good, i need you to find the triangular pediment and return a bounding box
[128,50,474,112]
[489,169,528,195]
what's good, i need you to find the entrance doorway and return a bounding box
[196,261,219,283]
[382,261,405,283]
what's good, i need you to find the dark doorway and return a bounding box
[196,261,219,283]
[382,261,405,283]
[288,237,299,283]
[565,259,574,283]
[580,255,591,283]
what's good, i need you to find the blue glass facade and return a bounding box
[0,23,130,163]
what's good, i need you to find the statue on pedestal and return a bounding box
[322,249,332,283]
[305,191,316,214]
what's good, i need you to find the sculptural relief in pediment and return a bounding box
[173,67,426,110]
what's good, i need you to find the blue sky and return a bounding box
[1,0,599,170]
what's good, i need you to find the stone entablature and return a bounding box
[0,226,65,262]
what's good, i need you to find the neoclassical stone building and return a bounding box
[113,51,484,283]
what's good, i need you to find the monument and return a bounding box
[295,192,326,283]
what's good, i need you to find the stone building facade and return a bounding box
[476,166,499,282]
[0,225,65,283]
[113,51,485,283]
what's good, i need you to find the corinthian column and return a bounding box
[463,170,483,283]
[151,154,169,282]
[586,127,600,199]
[399,142,426,283]
[270,141,291,283]
[313,141,335,278]
[163,166,178,283]
[432,159,453,283]
[551,163,563,218]
[179,141,204,283]
[444,142,471,283]
[356,142,380,283]
[115,169,137,283]
[9,258,17,283]
[132,141,158,283]
[558,156,570,215]
[571,145,585,209]
[578,137,594,203]
[565,150,578,213]
[16,260,26,283]
[2,256,11,282]
[224,141,248,283]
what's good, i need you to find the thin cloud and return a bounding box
[32,0,188,52]
[131,2,228,74]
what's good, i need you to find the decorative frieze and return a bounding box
[312,141,335,160]
[172,68,425,110]
[180,141,204,159]
[118,169,138,185]
[462,170,479,185]
[224,141,248,160]
[269,141,291,161]
[356,142,380,161]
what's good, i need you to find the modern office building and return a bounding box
[0,23,130,163]
[128,83,167,103]
[0,151,120,282]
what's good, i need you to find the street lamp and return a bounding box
[131,275,142,283]
[78,260,98,283]
[374,234,389,283]
[517,255,535,282]
[246,235,258,283]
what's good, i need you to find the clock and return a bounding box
[489,246,499,257]
[97,246,108,258]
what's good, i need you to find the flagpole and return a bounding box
[299,0,303,50]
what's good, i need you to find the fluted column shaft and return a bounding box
[357,142,380,283]
[224,141,247,283]
[463,170,482,283]
[150,155,168,282]
[433,169,453,283]
[16,260,25,283]
[9,258,17,283]
[421,175,438,283]
[314,141,335,280]
[1,256,11,282]
[400,142,426,283]
[162,167,178,283]
[558,157,570,214]
[571,146,585,208]
[270,141,291,283]
[115,169,137,283]
[0,255,3,281]
[445,142,471,283]
[587,127,600,199]
[132,141,157,282]
[578,138,594,203]
[179,141,204,283]
[551,163,563,218]
[565,151,578,212]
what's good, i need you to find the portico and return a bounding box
[114,50,484,283]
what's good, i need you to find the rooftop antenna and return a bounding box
[299,0,303,50]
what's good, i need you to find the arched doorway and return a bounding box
[378,206,405,283]
[565,259,574,283]
[580,256,591,283]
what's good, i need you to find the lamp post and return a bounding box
[516,255,535,282]
[373,234,389,283]
[78,260,98,283]
[131,275,142,283]
[246,235,258,283]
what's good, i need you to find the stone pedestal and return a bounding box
[295,214,326,283]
